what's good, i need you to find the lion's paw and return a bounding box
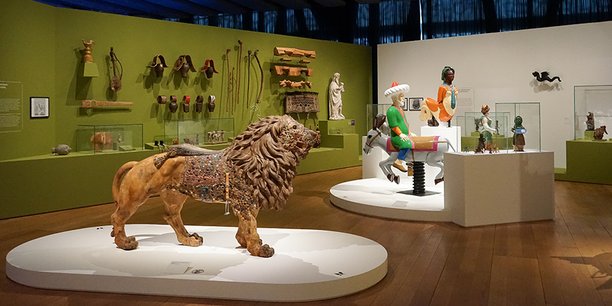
[186,233,204,247]
[117,236,138,250]
[259,244,275,258]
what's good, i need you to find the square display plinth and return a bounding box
[444,151,554,227]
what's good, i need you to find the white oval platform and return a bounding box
[6,225,387,302]
[330,178,450,221]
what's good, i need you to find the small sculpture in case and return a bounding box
[511,116,526,152]
[594,126,608,140]
[52,144,72,155]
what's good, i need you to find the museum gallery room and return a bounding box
[1,0,611,305]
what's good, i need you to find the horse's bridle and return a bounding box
[365,129,382,149]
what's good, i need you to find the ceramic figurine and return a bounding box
[419,66,458,127]
[52,144,72,155]
[475,104,498,153]
[511,116,526,152]
[110,115,320,257]
[328,72,345,120]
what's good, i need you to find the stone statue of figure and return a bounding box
[329,72,345,120]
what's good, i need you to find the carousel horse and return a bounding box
[363,115,455,185]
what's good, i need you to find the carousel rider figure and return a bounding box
[384,82,414,163]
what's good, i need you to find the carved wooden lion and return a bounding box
[111,115,320,257]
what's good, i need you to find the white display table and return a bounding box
[6,225,387,302]
[444,151,555,227]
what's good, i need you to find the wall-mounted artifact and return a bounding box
[110,115,320,257]
[207,95,216,112]
[149,54,167,77]
[511,116,526,152]
[80,99,132,109]
[272,65,313,77]
[195,95,204,112]
[182,95,190,112]
[157,95,167,104]
[594,125,608,140]
[328,72,345,120]
[81,39,99,77]
[279,79,312,89]
[173,55,196,78]
[200,59,218,79]
[168,95,178,113]
[285,91,319,113]
[586,112,595,131]
[532,71,561,82]
[51,144,72,155]
[109,47,123,92]
[274,47,316,58]
[82,40,95,63]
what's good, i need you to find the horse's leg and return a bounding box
[235,207,274,257]
[160,189,203,247]
[426,153,445,184]
[111,191,149,250]
[380,153,399,183]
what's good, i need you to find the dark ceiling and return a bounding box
[34,0,374,20]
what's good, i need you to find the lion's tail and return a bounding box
[112,161,138,204]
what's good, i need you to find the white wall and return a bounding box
[377,21,612,168]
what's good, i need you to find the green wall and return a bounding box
[0,0,371,160]
[0,1,371,218]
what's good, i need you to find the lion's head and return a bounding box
[224,115,320,210]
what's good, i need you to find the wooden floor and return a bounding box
[1,166,611,306]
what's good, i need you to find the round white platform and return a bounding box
[330,178,450,221]
[6,225,387,302]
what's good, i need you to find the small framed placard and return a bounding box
[408,97,423,111]
[30,97,49,118]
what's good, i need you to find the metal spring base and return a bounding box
[412,162,425,195]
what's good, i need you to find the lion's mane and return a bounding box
[224,116,299,210]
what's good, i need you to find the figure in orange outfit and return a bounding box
[419,66,458,127]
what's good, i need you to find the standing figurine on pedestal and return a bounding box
[586,112,595,131]
[384,82,413,163]
[328,72,345,120]
[420,66,458,127]
[511,116,526,152]
[476,104,498,153]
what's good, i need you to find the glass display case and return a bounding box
[574,85,612,140]
[163,118,234,146]
[76,124,143,153]
[454,111,512,152]
[495,102,541,152]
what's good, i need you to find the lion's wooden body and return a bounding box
[111,115,320,257]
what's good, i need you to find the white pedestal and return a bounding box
[445,151,555,227]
